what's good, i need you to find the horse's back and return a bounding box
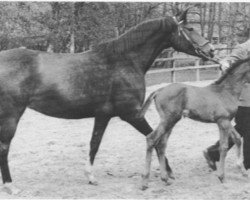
[156,83,188,101]
[29,50,113,118]
[161,83,234,122]
[0,48,112,119]
[154,83,225,122]
[0,48,145,119]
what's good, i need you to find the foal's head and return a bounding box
[168,9,215,60]
[214,58,250,85]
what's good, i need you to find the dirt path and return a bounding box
[0,81,249,199]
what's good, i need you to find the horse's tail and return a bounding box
[139,89,161,118]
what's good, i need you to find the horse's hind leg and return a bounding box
[121,116,174,178]
[85,115,111,185]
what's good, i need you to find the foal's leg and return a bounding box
[141,123,171,189]
[217,119,231,183]
[141,130,155,190]
[157,129,172,185]
[121,116,174,178]
[85,115,111,185]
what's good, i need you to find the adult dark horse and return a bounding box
[0,9,214,191]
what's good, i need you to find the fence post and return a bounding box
[218,68,222,77]
[171,59,176,82]
[195,59,200,81]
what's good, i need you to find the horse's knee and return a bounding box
[0,142,9,156]
[146,130,160,147]
[234,137,242,147]
[219,143,228,152]
[146,134,155,149]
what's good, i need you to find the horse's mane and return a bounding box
[92,16,176,55]
[213,57,250,85]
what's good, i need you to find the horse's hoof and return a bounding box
[140,184,149,191]
[161,177,172,186]
[2,183,21,195]
[237,165,248,177]
[168,171,175,180]
[141,175,149,190]
[217,175,225,183]
[242,171,248,178]
[240,168,248,177]
[88,180,98,186]
[140,185,148,191]
[203,150,217,171]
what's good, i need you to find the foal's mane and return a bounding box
[92,16,176,55]
[213,57,250,85]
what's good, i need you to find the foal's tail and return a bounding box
[139,89,162,118]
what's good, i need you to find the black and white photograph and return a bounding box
[0,1,249,199]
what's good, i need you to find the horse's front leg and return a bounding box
[84,115,111,185]
[217,119,231,183]
[0,116,22,195]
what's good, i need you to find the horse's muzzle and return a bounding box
[196,48,214,61]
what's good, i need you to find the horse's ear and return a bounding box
[176,7,191,24]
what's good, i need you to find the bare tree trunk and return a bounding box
[243,3,250,38]
[199,3,207,37]
[47,44,54,53]
[217,3,222,44]
[69,3,75,53]
[162,3,167,16]
[114,26,119,38]
[70,32,75,53]
[228,3,238,47]
[207,3,216,41]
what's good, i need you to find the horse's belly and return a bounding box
[28,95,96,119]
[188,110,215,123]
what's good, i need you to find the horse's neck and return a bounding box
[128,38,170,74]
[214,73,247,98]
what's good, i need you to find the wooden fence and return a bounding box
[149,47,233,82]
[150,57,220,82]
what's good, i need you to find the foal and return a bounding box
[140,58,250,189]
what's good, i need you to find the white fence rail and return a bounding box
[150,56,221,82]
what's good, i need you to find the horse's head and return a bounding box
[170,8,215,60]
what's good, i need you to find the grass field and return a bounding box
[145,68,220,86]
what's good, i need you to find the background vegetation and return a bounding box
[0,2,250,53]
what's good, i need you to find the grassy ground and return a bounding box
[146,68,220,86]
[3,81,249,199]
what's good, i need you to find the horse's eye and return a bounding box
[188,28,194,31]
